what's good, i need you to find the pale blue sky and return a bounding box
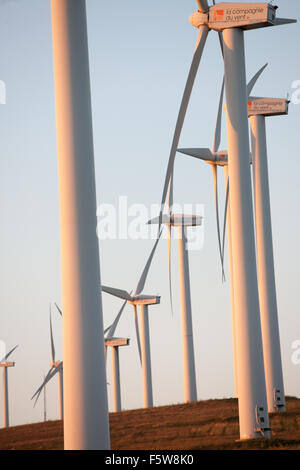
[0,0,299,426]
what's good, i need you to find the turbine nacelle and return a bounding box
[0,362,15,368]
[130,295,160,306]
[105,337,130,348]
[190,3,296,32]
[248,96,289,117]
[102,285,160,305]
[147,214,203,227]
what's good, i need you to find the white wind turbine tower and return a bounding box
[147,214,202,404]
[31,306,63,420]
[159,0,296,440]
[102,236,161,409]
[248,92,289,413]
[50,0,109,449]
[177,64,268,399]
[0,345,18,428]
[104,300,130,413]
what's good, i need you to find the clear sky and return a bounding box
[0,0,299,426]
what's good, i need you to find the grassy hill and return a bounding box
[0,397,300,450]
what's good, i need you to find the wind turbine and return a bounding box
[102,235,161,408]
[31,306,64,420]
[0,345,18,428]
[160,1,294,216]
[248,93,289,413]
[202,13,294,439]
[56,300,128,413]
[160,0,296,441]
[50,0,109,449]
[179,86,289,415]
[104,300,130,412]
[147,214,202,403]
[177,64,268,399]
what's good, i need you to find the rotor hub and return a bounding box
[189,11,209,28]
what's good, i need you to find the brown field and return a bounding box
[0,397,300,450]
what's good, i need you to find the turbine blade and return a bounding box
[54,303,63,316]
[177,148,213,161]
[134,231,162,296]
[133,305,142,365]
[273,18,297,27]
[168,169,174,215]
[106,298,128,338]
[135,295,159,301]
[166,224,174,317]
[0,344,18,363]
[247,63,268,97]
[212,165,226,281]
[104,323,113,336]
[196,0,209,12]
[33,366,62,407]
[50,306,55,365]
[166,175,174,317]
[31,367,54,404]
[32,363,62,406]
[160,27,209,229]
[218,31,224,58]
[222,177,230,269]
[102,285,132,301]
[212,77,225,154]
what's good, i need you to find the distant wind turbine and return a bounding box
[147,214,202,403]
[31,305,63,420]
[0,345,18,428]
[248,92,289,413]
[104,300,130,412]
[102,235,161,408]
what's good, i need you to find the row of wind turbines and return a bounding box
[2,0,296,449]
[2,60,291,434]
